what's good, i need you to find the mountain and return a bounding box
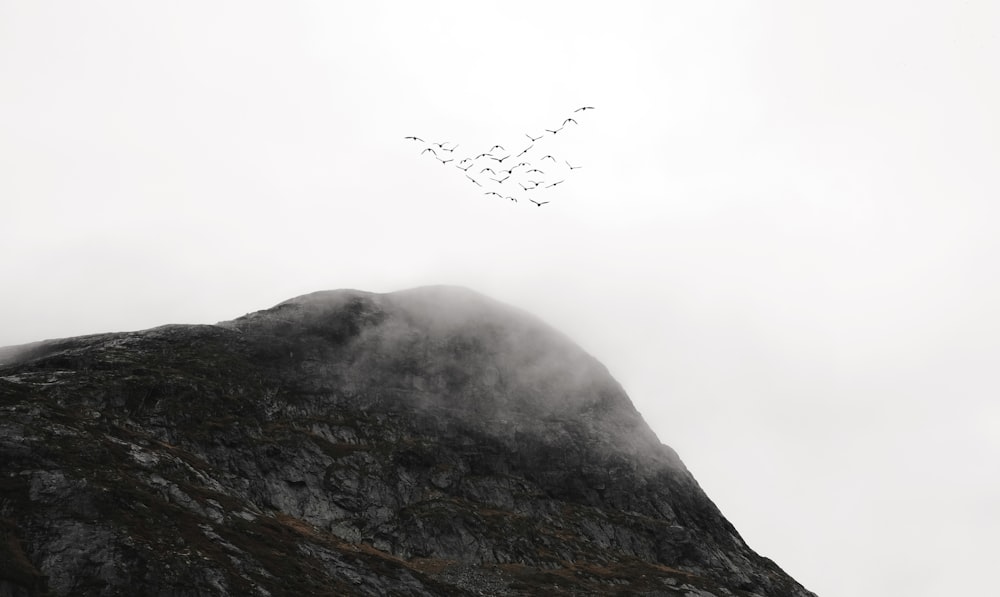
[0,286,815,596]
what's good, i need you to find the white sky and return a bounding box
[2,1,998,594]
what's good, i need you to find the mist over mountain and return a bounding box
[0,286,815,596]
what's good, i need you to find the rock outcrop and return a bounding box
[0,286,815,596]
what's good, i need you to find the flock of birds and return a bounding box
[405,106,595,207]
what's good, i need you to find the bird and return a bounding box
[404,106,596,208]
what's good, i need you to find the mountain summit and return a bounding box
[0,286,815,596]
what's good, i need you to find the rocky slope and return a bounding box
[0,286,815,596]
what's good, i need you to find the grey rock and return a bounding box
[0,286,816,596]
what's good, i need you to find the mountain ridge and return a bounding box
[0,286,815,596]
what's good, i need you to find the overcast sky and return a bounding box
[2,1,999,594]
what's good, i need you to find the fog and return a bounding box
[256,286,632,424]
[3,2,1000,595]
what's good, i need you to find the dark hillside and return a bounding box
[0,286,815,596]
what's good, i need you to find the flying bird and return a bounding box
[406,106,594,208]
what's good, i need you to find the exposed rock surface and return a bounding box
[0,286,815,596]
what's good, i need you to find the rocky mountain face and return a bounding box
[0,286,815,596]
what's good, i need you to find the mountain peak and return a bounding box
[0,287,815,596]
